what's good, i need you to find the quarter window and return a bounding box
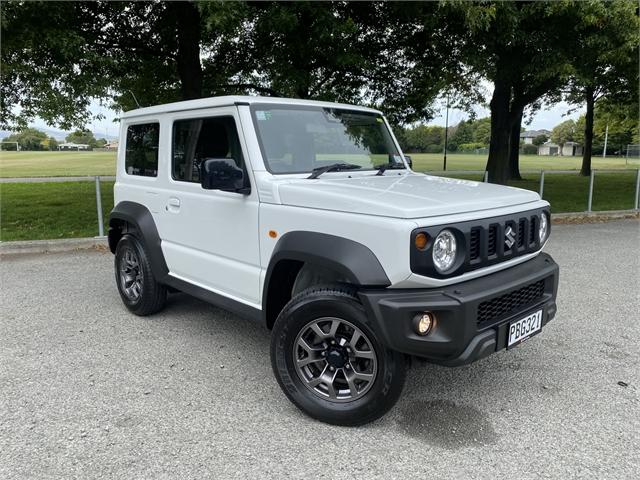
[172,116,245,183]
[124,123,159,177]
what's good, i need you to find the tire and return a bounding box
[114,234,167,316]
[270,284,406,426]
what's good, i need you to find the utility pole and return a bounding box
[443,92,449,171]
[602,124,609,158]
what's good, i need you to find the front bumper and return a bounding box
[358,253,559,366]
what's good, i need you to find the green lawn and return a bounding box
[409,153,640,172]
[0,181,114,241]
[0,151,638,241]
[0,150,116,178]
[1,150,637,178]
[1,172,637,241]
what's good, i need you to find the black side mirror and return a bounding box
[200,158,250,194]
[404,155,413,168]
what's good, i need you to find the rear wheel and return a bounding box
[114,234,167,316]
[271,285,406,426]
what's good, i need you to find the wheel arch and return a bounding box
[108,201,169,282]
[262,231,391,329]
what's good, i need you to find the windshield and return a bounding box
[251,106,404,174]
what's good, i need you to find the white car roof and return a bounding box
[120,95,383,119]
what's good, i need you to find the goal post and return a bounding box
[0,142,20,151]
[626,144,640,159]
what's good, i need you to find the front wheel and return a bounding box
[114,234,167,316]
[270,285,406,426]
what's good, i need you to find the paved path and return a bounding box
[1,220,638,479]
[0,176,115,183]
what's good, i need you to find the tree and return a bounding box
[40,136,60,151]
[575,100,640,155]
[403,125,445,153]
[451,120,473,146]
[2,1,451,130]
[472,118,492,146]
[532,134,549,147]
[66,130,97,146]
[2,128,48,150]
[550,119,576,155]
[565,0,639,175]
[441,2,581,183]
[1,1,249,129]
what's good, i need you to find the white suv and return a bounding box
[109,96,559,425]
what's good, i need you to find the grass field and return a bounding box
[0,151,638,241]
[0,151,116,178]
[0,181,113,241]
[409,153,640,172]
[1,150,638,178]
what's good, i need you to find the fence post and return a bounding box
[635,169,640,210]
[95,176,104,237]
[483,171,488,183]
[539,170,545,198]
[587,170,595,212]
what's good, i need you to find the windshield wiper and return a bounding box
[374,163,406,176]
[307,162,362,179]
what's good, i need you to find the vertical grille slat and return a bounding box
[517,219,526,248]
[487,225,497,256]
[469,228,481,261]
[529,215,537,245]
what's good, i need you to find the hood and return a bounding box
[276,173,541,219]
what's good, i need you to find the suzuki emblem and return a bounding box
[504,225,516,249]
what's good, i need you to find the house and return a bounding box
[104,141,119,150]
[519,129,551,145]
[58,142,90,151]
[538,141,583,156]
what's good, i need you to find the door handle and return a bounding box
[166,197,181,213]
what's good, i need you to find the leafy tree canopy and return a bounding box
[2,128,48,150]
[550,119,576,149]
[65,129,96,146]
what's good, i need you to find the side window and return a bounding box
[172,116,245,183]
[125,123,159,177]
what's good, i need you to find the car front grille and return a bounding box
[477,280,545,325]
[410,207,549,278]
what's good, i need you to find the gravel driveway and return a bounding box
[1,220,638,479]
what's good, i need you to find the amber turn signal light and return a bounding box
[414,232,428,250]
[268,230,278,238]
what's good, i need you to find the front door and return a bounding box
[156,107,261,307]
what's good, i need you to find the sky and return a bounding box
[428,100,584,130]
[28,92,585,138]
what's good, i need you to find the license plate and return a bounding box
[507,310,543,348]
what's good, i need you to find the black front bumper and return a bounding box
[358,253,559,366]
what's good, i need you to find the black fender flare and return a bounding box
[108,201,169,282]
[262,231,391,312]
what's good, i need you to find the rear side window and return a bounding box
[125,123,159,177]
[172,116,245,183]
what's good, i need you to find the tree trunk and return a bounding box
[486,79,511,185]
[171,2,203,100]
[508,108,523,181]
[580,88,595,176]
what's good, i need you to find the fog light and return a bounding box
[413,312,435,336]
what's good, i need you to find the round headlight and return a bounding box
[432,229,457,273]
[539,213,549,243]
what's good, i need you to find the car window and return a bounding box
[172,116,245,183]
[124,123,159,177]
[251,107,402,174]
